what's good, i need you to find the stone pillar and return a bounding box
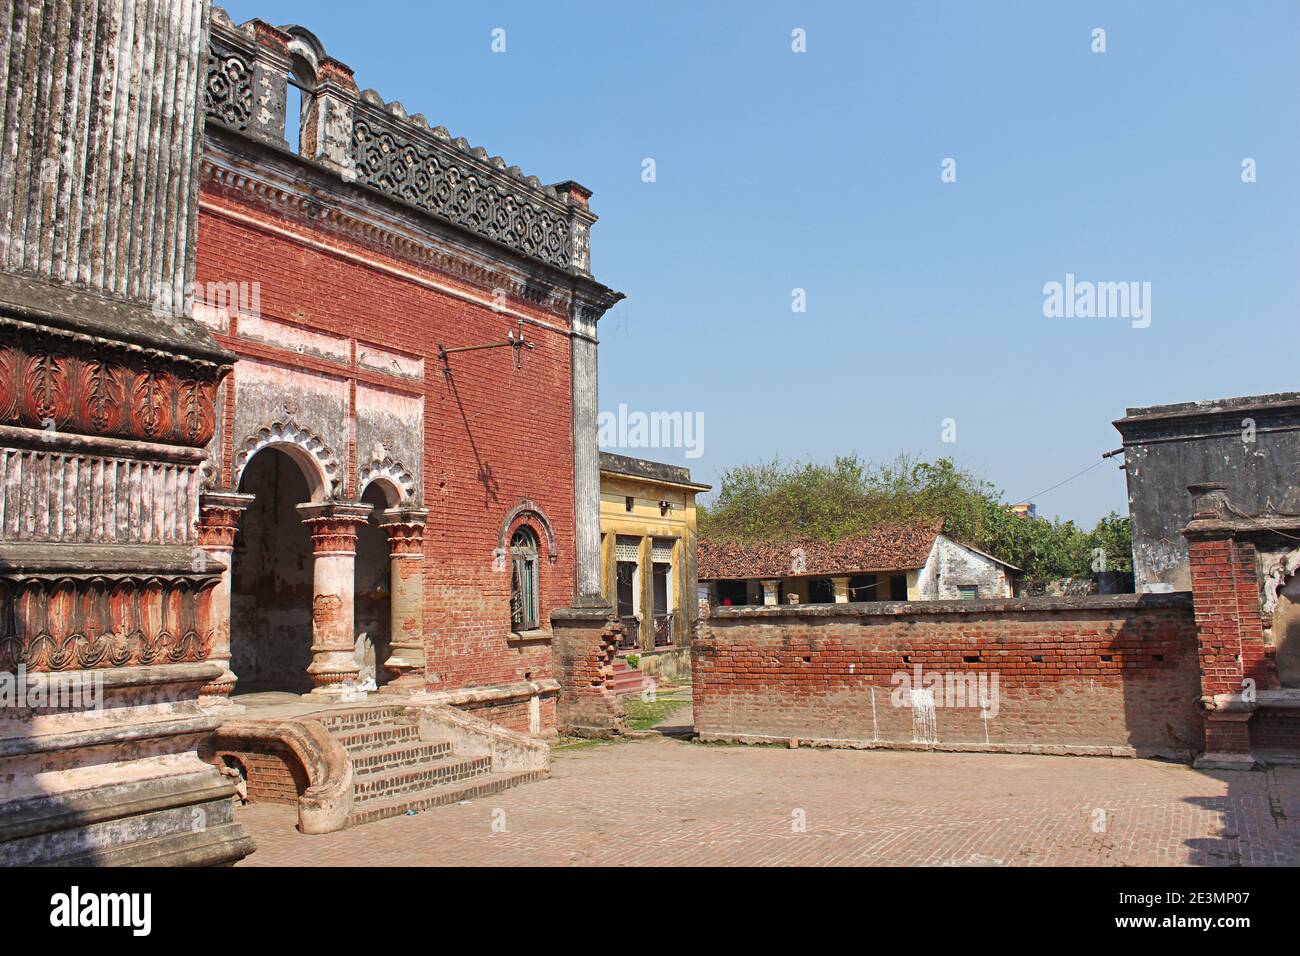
[196,491,256,700]
[559,182,622,607]
[377,507,430,694]
[297,501,373,697]
[832,577,851,604]
[762,580,781,606]
[305,58,360,181]
[570,304,604,604]
[0,0,253,867]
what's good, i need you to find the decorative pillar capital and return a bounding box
[197,491,256,550]
[297,500,373,554]
[377,507,430,558]
[1184,482,1236,538]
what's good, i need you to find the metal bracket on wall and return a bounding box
[437,318,535,379]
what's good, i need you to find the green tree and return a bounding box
[699,454,1132,587]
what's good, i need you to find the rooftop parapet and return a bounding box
[204,8,598,276]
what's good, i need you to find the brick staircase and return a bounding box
[610,660,652,698]
[313,705,547,828]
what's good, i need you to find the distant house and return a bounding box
[599,453,711,658]
[698,521,1020,605]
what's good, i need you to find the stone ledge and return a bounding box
[1257,689,1300,710]
[411,678,560,709]
[695,731,1194,762]
[709,591,1193,620]
[551,606,616,623]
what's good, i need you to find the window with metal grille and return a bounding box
[510,527,539,630]
[956,584,979,600]
[615,535,640,561]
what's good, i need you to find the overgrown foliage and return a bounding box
[697,454,1131,587]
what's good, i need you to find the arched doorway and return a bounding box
[230,447,316,694]
[354,481,393,689]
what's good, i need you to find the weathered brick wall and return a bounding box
[693,595,1203,758]
[458,695,557,735]
[214,743,308,805]
[552,607,625,736]
[196,178,576,727]
[1248,708,1300,752]
[1187,537,1277,696]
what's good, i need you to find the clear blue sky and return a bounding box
[222,0,1300,525]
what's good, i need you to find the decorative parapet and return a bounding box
[205,8,598,276]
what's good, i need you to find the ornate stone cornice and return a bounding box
[200,148,607,319]
[0,317,226,448]
[202,8,624,307]
[0,574,218,672]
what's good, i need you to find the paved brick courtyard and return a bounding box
[235,730,1300,866]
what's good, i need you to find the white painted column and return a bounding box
[762,580,781,606]
[832,577,851,604]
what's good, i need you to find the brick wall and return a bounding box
[1186,537,1277,696]
[693,595,1203,758]
[196,174,578,729]
[214,743,308,804]
[552,607,625,736]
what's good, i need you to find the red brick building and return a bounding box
[194,12,623,734]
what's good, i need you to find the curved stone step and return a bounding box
[346,769,549,828]
[334,724,421,752]
[353,755,493,803]
[351,740,453,776]
[315,706,410,733]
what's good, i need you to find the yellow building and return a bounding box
[599,453,710,669]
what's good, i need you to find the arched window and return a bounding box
[510,527,539,631]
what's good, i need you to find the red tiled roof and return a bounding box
[697,522,944,580]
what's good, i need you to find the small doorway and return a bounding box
[231,447,314,694]
[353,482,392,689]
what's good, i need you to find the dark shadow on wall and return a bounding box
[355,481,392,688]
[442,368,500,508]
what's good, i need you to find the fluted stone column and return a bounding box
[297,501,372,696]
[196,491,256,700]
[570,305,603,603]
[377,507,430,694]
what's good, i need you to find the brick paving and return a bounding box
[236,738,1300,866]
